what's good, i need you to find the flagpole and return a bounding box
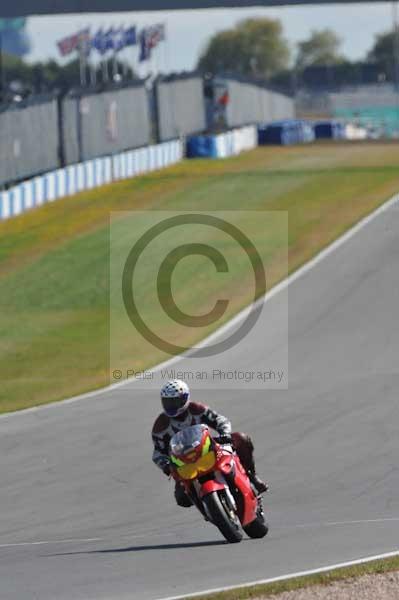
[86,24,96,88]
[122,29,129,81]
[78,28,89,88]
[138,29,146,82]
[164,21,171,76]
[112,25,118,82]
[79,46,87,87]
[118,23,129,81]
[132,26,138,81]
[146,27,151,82]
[90,60,97,87]
[165,22,178,138]
[0,32,4,103]
[103,58,109,84]
[113,50,118,82]
[162,21,167,76]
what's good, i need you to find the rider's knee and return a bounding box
[232,431,254,452]
[174,483,193,508]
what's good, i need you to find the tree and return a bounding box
[367,30,397,79]
[296,29,344,70]
[0,53,136,98]
[197,18,290,80]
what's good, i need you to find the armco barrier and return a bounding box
[0,140,183,221]
[187,125,257,159]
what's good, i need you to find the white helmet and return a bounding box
[161,380,190,417]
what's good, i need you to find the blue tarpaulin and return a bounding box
[258,120,315,146]
[314,121,346,140]
[186,136,218,158]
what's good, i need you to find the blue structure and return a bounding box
[258,120,315,146]
[314,121,346,140]
[186,135,218,159]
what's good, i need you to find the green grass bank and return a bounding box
[2,141,399,413]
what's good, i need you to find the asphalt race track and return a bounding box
[1,200,399,600]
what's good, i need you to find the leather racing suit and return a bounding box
[151,402,267,506]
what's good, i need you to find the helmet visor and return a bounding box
[162,395,187,416]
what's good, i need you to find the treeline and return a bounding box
[0,54,136,99]
[1,20,398,98]
[198,20,399,91]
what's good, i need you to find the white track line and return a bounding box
[0,530,171,550]
[0,537,102,549]
[1,192,398,422]
[2,518,398,551]
[292,517,399,529]
[156,549,399,600]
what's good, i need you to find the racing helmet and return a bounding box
[161,380,190,417]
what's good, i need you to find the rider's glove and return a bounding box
[217,434,233,446]
[162,463,172,477]
[217,435,233,454]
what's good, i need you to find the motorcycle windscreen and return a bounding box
[170,424,205,455]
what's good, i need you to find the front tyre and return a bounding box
[204,491,243,543]
[243,503,269,539]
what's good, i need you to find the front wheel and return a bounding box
[203,491,243,543]
[243,503,269,539]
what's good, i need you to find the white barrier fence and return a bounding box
[0,125,258,222]
[0,140,183,221]
[215,126,258,158]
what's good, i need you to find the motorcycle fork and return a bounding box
[190,480,208,519]
[215,472,238,512]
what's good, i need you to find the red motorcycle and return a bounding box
[169,424,268,543]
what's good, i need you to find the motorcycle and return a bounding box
[169,424,268,543]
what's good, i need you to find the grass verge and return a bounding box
[187,554,399,600]
[2,141,399,412]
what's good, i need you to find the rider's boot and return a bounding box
[174,482,194,507]
[248,472,269,494]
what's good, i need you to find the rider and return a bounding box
[152,379,268,507]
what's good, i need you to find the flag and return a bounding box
[123,26,137,48]
[91,25,137,56]
[103,27,116,52]
[139,24,165,62]
[113,27,127,52]
[77,28,92,57]
[57,28,90,57]
[92,27,107,55]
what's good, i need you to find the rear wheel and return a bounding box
[243,502,269,539]
[204,491,243,543]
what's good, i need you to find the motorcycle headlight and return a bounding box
[177,451,216,480]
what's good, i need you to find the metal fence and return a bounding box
[216,78,295,129]
[0,74,294,190]
[156,74,206,142]
[0,96,59,187]
[62,83,151,165]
